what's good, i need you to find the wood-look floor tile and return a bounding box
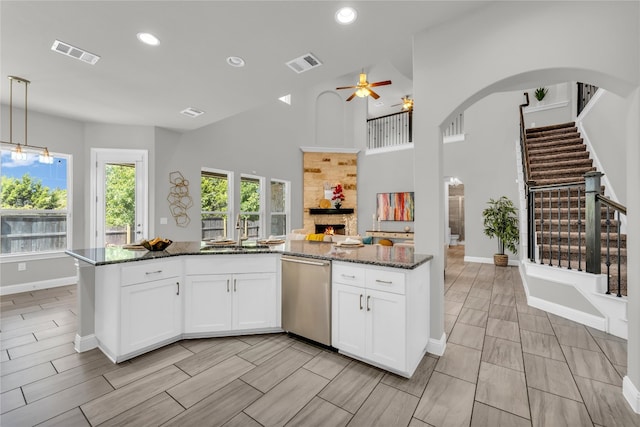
[23,357,122,403]
[318,361,384,413]
[240,347,311,393]
[593,336,627,366]
[468,288,492,300]
[434,342,481,383]
[291,340,323,356]
[586,326,627,343]
[245,368,329,426]
[81,365,189,426]
[104,343,193,389]
[33,323,78,341]
[163,379,261,427]
[381,354,437,397]
[237,335,293,365]
[168,355,255,408]
[8,332,76,359]
[523,353,582,401]
[223,412,262,427]
[520,329,565,361]
[516,302,547,317]
[36,407,90,427]
[285,396,351,427]
[574,376,640,427]
[413,371,475,426]
[408,417,431,427]
[444,290,468,303]
[476,362,530,420]
[444,314,457,335]
[1,387,25,414]
[1,343,76,376]
[1,350,9,362]
[51,347,112,373]
[448,322,485,350]
[488,304,518,322]
[1,332,37,350]
[518,313,555,335]
[486,318,520,342]
[175,337,250,376]
[547,312,585,328]
[463,296,490,311]
[491,293,516,307]
[1,376,113,426]
[470,401,531,427]
[552,324,600,351]
[444,300,463,316]
[98,392,184,427]
[348,383,418,427]
[482,336,524,371]
[0,361,56,394]
[303,350,350,380]
[0,313,72,332]
[21,306,76,321]
[528,387,592,427]
[1,304,45,319]
[561,345,621,386]
[179,337,219,353]
[457,307,488,327]
[236,334,272,346]
[614,363,627,378]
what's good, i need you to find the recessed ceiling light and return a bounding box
[335,7,357,25]
[226,56,246,67]
[137,32,160,46]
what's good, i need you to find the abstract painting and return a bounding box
[377,192,415,221]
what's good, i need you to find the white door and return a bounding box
[92,149,148,248]
[366,289,406,370]
[184,274,233,333]
[332,283,366,356]
[233,273,277,330]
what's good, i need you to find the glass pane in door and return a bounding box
[104,163,136,246]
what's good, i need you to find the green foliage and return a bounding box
[105,164,135,227]
[482,196,519,255]
[201,175,228,212]
[240,179,260,213]
[534,87,548,101]
[0,174,66,209]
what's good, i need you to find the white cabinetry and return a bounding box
[331,261,430,377]
[184,256,279,336]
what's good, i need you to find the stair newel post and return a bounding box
[585,171,603,277]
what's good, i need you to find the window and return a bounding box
[240,174,264,239]
[270,179,290,237]
[201,169,232,240]
[1,148,71,256]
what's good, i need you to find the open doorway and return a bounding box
[447,178,465,260]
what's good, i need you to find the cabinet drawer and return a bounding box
[366,269,405,295]
[121,260,182,286]
[333,263,365,287]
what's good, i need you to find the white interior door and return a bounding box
[91,149,148,248]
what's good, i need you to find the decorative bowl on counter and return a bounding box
[140,238,173,251]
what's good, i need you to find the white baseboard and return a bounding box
[623,376,640,414]
[527,294,606,331]
[74,334,98,353]
[426,332,447,356]
[0,276,77,296]
[464,256,519,267]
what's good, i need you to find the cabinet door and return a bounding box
[233,273,277,331]
[365,289,406,370]
[121,277,182,355]
[332,283,366,357]
[184,274,232,333]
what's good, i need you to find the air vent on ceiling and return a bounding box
[51,40,100,65]
[180,107,205,118]
[286,53,322,74]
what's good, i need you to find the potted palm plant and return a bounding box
[482,196,519,266]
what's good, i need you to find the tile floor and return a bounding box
[1,246,639,426]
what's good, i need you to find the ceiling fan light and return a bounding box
[355,87,370,98]
[335,7,357,25]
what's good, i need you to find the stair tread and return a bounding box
[526,122,576,133]
[526,137,583,148]
[526,133,581,144]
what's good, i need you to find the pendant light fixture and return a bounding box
[2,75,53,164]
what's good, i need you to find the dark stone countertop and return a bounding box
[66,240,432,270]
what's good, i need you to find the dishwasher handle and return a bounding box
[282,257,330,267]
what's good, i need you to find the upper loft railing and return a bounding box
[443,112,465,143]
[577,82,599,116]
[366,110,412,150]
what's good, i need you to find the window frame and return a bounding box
[201,167,234,240]
[0,147,73,261]
[269,178,290,237]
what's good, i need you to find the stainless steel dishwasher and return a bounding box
[281,255,332,346]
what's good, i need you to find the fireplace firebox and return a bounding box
[315,224,346,235]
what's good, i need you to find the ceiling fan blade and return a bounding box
[346,93,356,101]
[336,85,357,90]
[369,80,392,87]
[369,89,380,99]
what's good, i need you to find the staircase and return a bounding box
[525,122,627,296]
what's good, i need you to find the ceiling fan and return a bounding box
[392,95,414,111]
[336,72,392,101]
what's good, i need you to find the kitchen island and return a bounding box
[66,240,432,376]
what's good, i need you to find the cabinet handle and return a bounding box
[341,274,356,279]
[226,279,230,293]
[359,294,363,310]
[375,279,393,285]
[145,270,162,275]
[234,279,237,292]
[366,295,371,311]
[176,282,180,295]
